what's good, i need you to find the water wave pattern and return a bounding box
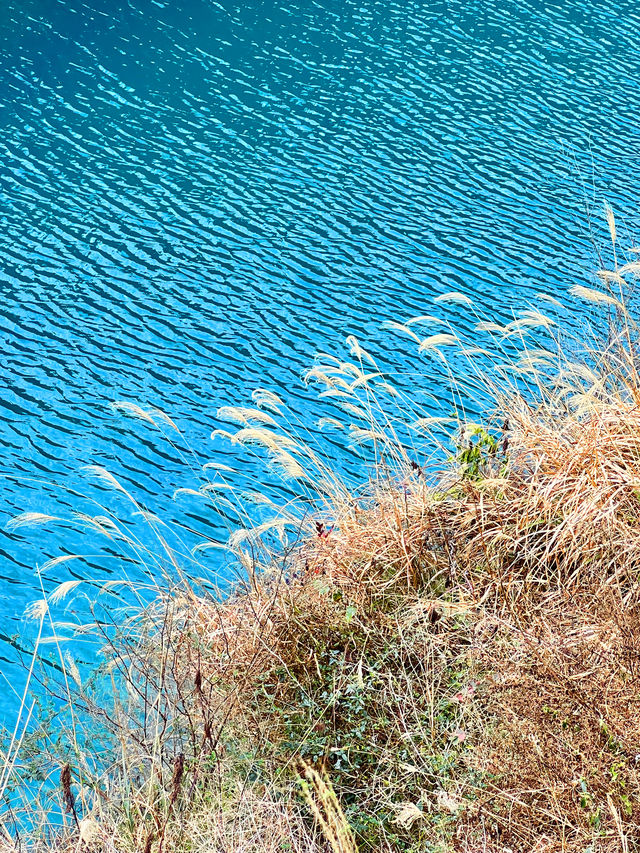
[0,0,639,719]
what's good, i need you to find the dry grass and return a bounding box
[4,213,640,851]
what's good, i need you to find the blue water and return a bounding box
[1,0,639,722]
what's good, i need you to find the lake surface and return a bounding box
[1,0,639,722]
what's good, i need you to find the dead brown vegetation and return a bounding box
[4,215,640,851]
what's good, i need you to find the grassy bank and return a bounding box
[3,216,640,851]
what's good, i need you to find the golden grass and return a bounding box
[4,211,640,851]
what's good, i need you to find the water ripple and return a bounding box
[1,0,640,719]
